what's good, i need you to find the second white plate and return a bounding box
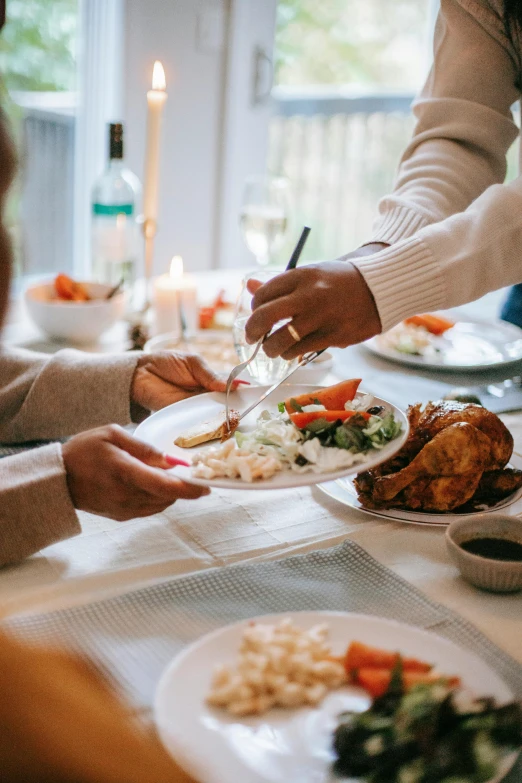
[366,317,522,371]
[154,611,516,783]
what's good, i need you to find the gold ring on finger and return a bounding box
[287,323,301,342]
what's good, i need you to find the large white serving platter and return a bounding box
[365,317,522,371]
[154,611,517,783]
[318,453,522,527]
[134,384,408,490]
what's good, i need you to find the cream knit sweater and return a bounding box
[0,348,139,566]
[354,0,522,330]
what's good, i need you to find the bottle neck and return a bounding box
[108,158,124,171]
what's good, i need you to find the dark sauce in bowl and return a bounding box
[460,537,522,562]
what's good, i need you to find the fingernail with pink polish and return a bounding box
[165,454,190,467]
[234,380,251,386]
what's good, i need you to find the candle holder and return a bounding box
[142,216,158,307]
[126,215,157,350]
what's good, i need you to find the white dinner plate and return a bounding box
[366,317,522,372]
[154,611,517,783]
[134,384,408,490]
[318,453,522,526]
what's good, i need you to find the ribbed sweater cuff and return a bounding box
[371,206,430,245]
[0,443,80,566]
[352,237,447,332]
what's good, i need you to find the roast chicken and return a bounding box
[355,401,521,513]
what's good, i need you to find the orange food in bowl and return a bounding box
[54,274,91,302]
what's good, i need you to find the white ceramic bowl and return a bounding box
[25,281,125,344]
[446,515,522,593]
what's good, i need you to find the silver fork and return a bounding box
[224,338,264,428]
[224,226,312,432]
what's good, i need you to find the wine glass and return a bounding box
[232,269,298,385]
[239,176,291,267]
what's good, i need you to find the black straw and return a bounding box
[285,226,311,271]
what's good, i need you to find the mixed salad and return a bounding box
[236,379,402,474]
[333,661,521,783]
[192,379,403,481]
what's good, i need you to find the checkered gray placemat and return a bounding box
[4,539,522,780]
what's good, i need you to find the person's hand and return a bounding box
[245,260,383,360]
[131,351,247,415]
[62,424,209,520]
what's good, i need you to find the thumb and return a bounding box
[104,425,171,469]
[246,278,263,295]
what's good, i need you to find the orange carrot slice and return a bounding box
[404,313,455,335]
[344,641,432,675]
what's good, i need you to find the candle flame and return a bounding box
[152,60,166,91]
[170,255,183,278]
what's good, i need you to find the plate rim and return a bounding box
[366,316,522,372]
[135,384,409,491]
[317,452,522,526]
[154,609,516,783]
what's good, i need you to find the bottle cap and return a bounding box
[109,123,124,160]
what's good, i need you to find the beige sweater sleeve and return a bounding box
[0,347,139,442]
[0,444,80,566]
[353,0,522,330]
[0,347,139,565]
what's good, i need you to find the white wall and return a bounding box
[124,0,228,274]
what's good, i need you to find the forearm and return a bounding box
[354,175,522,331]
[0,444,80,566]
[371,0,520,245]
[0,347,139,443]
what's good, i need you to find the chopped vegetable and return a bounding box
[289,410,368,429]
[54,273,90,302]
[355,667,460,699]
[344,641,433,675]
[283,379,361,414]
[404,313,455,335]
[334,659,522,783]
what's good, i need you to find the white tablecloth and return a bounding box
[2,284,521,668]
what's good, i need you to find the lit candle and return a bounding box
[143,61,167,226]
[152,256,198,336]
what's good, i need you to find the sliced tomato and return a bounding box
[284,379,362,414]
[355,667,460,699]
[290,410,369,429]
[404,313,454,335]
[344,641,432,676]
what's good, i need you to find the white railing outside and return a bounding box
[268,87,416,260]
[11,92,76,276]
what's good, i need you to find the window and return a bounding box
[0,0,78,277]
[268,0,435,261]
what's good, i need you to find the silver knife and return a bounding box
[239,350,324,421]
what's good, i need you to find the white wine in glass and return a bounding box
[233,269,298,385]
[239,177,290,267]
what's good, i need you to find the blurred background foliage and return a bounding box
[0,0,77,92]
[275,0,431,89]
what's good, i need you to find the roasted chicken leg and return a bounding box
[372,422,491,503]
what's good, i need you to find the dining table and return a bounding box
[1,273,522,780]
